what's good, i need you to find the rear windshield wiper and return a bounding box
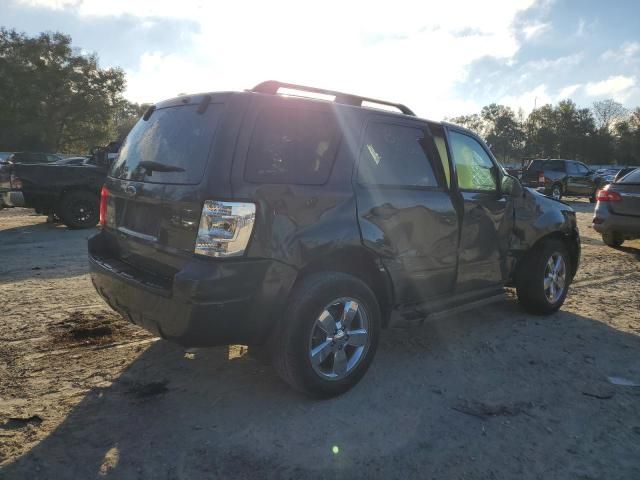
[138,160,185,175]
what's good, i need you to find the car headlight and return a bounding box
[194,201,256,257]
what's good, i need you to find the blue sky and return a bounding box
[2,0,639,119]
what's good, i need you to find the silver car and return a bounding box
[593,168,640,247]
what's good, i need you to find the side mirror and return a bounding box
[501,174,523,197]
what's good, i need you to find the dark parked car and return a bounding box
[0,145,119,227]
[6,152,62,164]
[593,168,640,247]
[89,81,581,397]
[521,159,605,201]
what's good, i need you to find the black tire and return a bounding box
[57,190,99,229]
[602,232,624,248]
[272,272,381,398]
[550,184,563,201]
[515,239,571,315]
[589,190,597,203]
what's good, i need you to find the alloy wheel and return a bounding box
[543,252,566,303]
[308,297,370,380]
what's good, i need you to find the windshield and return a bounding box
[110,103,222,184]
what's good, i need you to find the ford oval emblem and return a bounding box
[124,185,137,197]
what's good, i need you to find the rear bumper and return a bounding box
[88,232,297,347]
[1,191,25,207]
[593,210,640,237]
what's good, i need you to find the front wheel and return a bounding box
[550,184,563,201]
[516,239,571,315]
[272,272,381,398]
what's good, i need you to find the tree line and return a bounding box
[449,99,640,167]
[0,28,148,154]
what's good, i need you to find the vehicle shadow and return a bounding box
[3,299,640,479]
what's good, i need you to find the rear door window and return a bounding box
[245,107,341,185]
[357,122,440,187]
[110,103,222,184]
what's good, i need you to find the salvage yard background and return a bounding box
[1,201,639,479]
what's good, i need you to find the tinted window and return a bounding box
[245,107,340,185]
[111,104,221,184]
[449,131,496,191]
[619,168,640,183]
[566,162,579,174]
[528,159,543,171]
[546,160,565,172]
[576,163,590,174]
[357,122,439,187]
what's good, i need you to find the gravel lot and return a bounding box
[1,202,639,479]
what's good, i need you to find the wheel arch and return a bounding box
[291,247,395,328]
[513,229,580,283]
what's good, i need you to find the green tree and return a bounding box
[0,28,131,153]
[480,103,523,163]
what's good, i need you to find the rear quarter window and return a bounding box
[245,107,341,185]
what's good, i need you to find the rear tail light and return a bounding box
[195,201,256,257]
[99,186,109,226]
[10,174,23,190]
[595,188,622,202]
[537,171,545,185]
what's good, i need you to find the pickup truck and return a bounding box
[521,159,605,202]
[0,144,119,228]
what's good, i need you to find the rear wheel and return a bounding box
[272,272,380,398]
[551,184,563,201]
[602,232,624,248]
[516,239,571,315]
[57,190,99,229]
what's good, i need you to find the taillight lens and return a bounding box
[537,171,545,185]
[99,186,109,226]
[10,174,23,190]
[195,201,256,257]
[595,188,622,202]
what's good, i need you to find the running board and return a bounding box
[390,292,507,328]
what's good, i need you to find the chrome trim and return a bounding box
[117,226,157,242]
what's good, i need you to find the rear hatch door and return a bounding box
[609,169,640,217]
[104,93,236,277]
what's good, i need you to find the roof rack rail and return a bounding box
[251,80,416,116]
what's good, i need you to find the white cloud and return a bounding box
[522,22,550,40]
[601,42,640,63]
[558,83,582,99]
[585,75,636,101]
[499,84,551,113]
[16,0,542,118]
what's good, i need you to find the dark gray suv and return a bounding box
[88,81,581,397]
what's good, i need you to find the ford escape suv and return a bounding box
[89,81,581,397]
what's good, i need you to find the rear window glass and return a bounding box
[110,104,221,184]
[546,160,565,172]
[245,107,341,185]
[527,160,543,170]
[618,168,640,183]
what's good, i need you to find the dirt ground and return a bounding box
[0,202,639,479]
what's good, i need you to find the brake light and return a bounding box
[99,186,109,226]
[537,171,545,185]
[194,201,256,257]
[10,174,23,190]
[595,188,622,202]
